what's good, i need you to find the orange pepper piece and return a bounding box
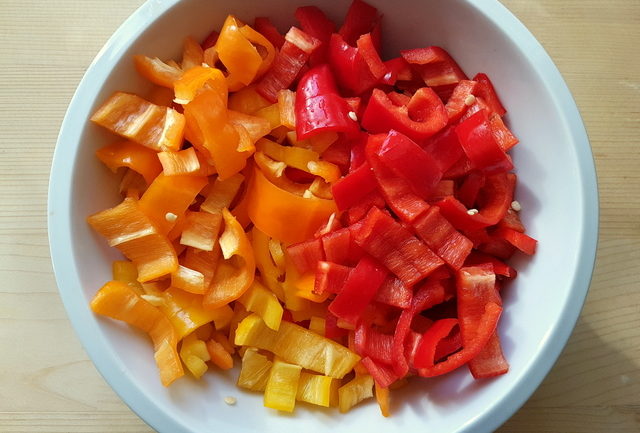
[181,36,204,71]
[228,85,271,115]
[157,147,201,176]
[90,280,184,386]
[204,209,255,309]
[247,166,337,244]
[96,140,162,184]
[91,92,185,152]
[173,66,227,105]
[87,197,178,282]
[133,55,182,88]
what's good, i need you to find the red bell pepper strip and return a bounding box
[355,324,395,365]
[287,237,325,274]
[366,133,430,223]
[295,64,359,139]
[422,125,465,173]
[488,113,519,151]
[294,6,335,65]
[352,207,444,287]
[313,261,353,295]
[414,318,459,368]
[321,227,364,265]
[324,312,348,339]
[435,172,516,231]
[253,17,285,49]
[356,33,388,79]
[434,323,462,361]
[492,226,537,255]
[381,57,413,86]
[328,255,388,325]
[331,162,378,211]
[498,208,526,233]
[361,356,400,388]
[412,206,473,270]
[478,237,517,261]
[338,0,380,46]
[456,171,486,209]
[348,132,368,171]
[428,180,455,202]
[362,88,448,142]
[376,130,443,199]
[445,80,478,123]
[468,331,509,378]
[256,27,320,102]
[328,33,380,95]
[455,109,514,174]
[400,46,468,87]
[374,277,412,309]
[472,73,506,117]
[464,251,516,279]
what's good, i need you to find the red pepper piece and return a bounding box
[459,95,492,123]
[321,227,351,264]
[472,73,507,117]
[456,171,486,208]
[324,312,348,339]
[381,57,413,86]
[287,238,325,274]
[414,318,459,368]
[328,255,388,325]
[344,190,386,225]
[489,113,519,151]
[445,80,478,123]
[362,88,448,142]
[331,162,378,211]
[328,33,380,95]
[435,172,516,231]
[468,331,509,378]
[376,130,443,198]
[355,323,395,365]
[338,0,380,46]
[374,277,412,309]
[498,209,526,233]
[314,261,353,295]
[366,134,430,223]
[492,226,537,255]
[412,206,473,270]
[478,237,517,260]
[352,207,444,287]
[443,154,474,179]
[349,132,368,171]
[294,6,336,65]
[295,64,359,139]
[401,46,468,87]
[429,180,455,202]
[455,109,513,174]
[361,357,399,388]
[434,323,462,361]
[356,33,388,80]
[321,139,351,175]
[464,251,517,279]
[422,125,465,173]
[253,17,285,49]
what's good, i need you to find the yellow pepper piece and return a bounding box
[264,359,302,412]
[90,281,184,386]
[111,260,143,294]
[338,374,374,413]
[235,314,360,379]
[251,227,286,302]
[238,280,283,331]
[179,332,211,379]
[282,256,311,312]
[290,301,330,322]
[296,372,334,407]
[204,209,255,309]
[308,316,326,336]
[287,130,338,154]
[237,347,273,391]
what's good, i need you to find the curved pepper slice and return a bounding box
[257,138,341,182]
[133,55,182,89]
[173,66,227,105]
[90,280,184,386]
[247,165,337,244]
[204,208,255,309]
[96,140,162,184]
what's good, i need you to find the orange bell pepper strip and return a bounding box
[179,211,223,252]
[204,208,255,309]
[250,227,286,301]
[200,173,244,214]
[170,265,206,294]
[96,140,162,184]
[181,246,221,289]
[173,66,227,105]
[238,24,276,78]
[256,138,341,182]
[277,89,296,129]
[253,151,308,196]
[87,197,178,282]
[91,92,185,152]
[228,85,271,115]
[157,147,201,176]
[247,165,337,244]
[181,36,204,71]
[90,280,184,386]
[138,173,208,235]
[227,110,272,144]
[133,55,182,88]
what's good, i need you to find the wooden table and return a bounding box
[1,0,638,431]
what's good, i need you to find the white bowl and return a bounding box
[48,0,598,432]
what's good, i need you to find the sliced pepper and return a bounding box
[237,347,273,391]
[96,140,162,184]
[338,374,374,413]
[296,372,334,407]
[238,280,284,331]
[157,147,201,176]
[455,109,513,174]
[264,359,302,412]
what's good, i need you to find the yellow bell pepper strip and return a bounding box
[91,92,185,152]
[374,383,390,417]
[87,197,178,282]
[228,302,251,347]
[204,209,255,309]
[257,138,341,182]
[228,85,271,115]
[277,89,296,129]
[268,238,286,271]
[227,110,272,144]
[253,152,308,196]
[181,246,220,289]
[308,316,326,336]
[247,165,337,245]
[295,272,330,303]
[157,147,201,176]
[138,173,208,235]
[287,130,338,154]
[264,359,302,412]
[179,211,223,252]
[216,16,268,90]
[183,89,250,180]
[290,301,330,322]
[96,141,162,184]
[200,173,244,214]
[338,374,374,413]
[253,104,282,130]
[238,280,284,331]
[296,372,334,407]
[206,338,234,370]
[111,260,143,294]
[180,332,211,379]
[170,265,206,294]
[133,55,183,88]
[90,280,184,386]
[251,227,286,302]
[173,66,227,105]
[159,286,233,340]
[237,347,273,391]
[235,314,360,378]
[181,36,204,71]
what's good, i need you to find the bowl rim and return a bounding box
[48,0,599,432]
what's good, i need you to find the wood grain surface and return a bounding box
[1,0,638,431]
